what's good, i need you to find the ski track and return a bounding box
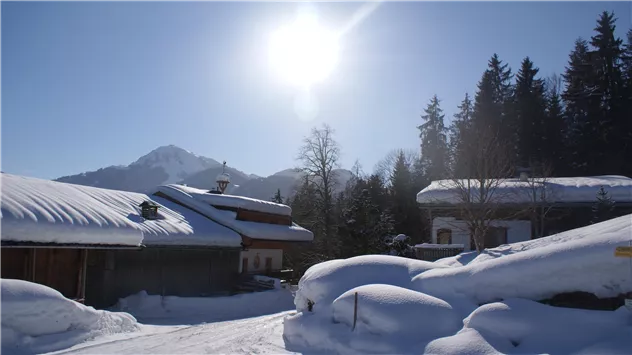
[48,311,297,354]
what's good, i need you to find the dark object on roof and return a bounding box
[139,200,159,220]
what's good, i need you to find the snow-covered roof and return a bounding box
[155,184,313,242]
[0,174,242,247]
[168,184,292,216]
[417,175,632,205]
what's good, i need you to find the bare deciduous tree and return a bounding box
[297,124,341,261]
[441,128,515,253]
[521,161,558,239]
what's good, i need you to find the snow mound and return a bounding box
[294,255,444,312]
[423,328,514,355]
[1,279,138,354]
[332,284,461,339]
[463,298,630,354]
[412,214,632,303]
[115,288,295,322]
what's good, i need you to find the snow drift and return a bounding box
[412,214,632,303]
[115,288,295,322]
[332,284,461,339]
[1,279,138,354]
[294,255,444,313]
[463,298,630,354]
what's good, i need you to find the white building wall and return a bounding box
[432,217,532,251]
[239,249,283,273]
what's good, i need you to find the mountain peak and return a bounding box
[131,145,221,184]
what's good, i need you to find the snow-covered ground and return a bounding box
[285,214,632,354]
[5,214,632,355]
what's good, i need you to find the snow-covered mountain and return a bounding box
[55,145,353,200]
[130,145,221,184]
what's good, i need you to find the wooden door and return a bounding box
[242,258,249,274]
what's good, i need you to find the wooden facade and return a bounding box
[1,246,89,302]
[85,247,241,308]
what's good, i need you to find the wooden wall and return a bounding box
[85,247,241,308]
[1,248,86,301]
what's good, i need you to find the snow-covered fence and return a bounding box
[414,244,464,261]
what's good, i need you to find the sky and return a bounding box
[2,1,631,180]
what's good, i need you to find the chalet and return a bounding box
[0,172,312,308]
[152,182,313,278]
[415,175,632,256]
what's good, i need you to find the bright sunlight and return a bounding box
[268,11,340,87]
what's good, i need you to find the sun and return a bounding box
[268,13,340,87]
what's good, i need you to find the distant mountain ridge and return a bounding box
[55,145,352,201]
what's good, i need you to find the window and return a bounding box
[437,229,452,244]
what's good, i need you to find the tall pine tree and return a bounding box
[514,57,547,168]
[418,95,449,181]
[448,93,474,178]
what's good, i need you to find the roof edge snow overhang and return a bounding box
[1,241,143,249]
[417,201,632,209]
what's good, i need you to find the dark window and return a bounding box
[437,229,452,244]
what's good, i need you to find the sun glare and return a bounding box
[268,13,340,87]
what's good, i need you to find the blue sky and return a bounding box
[2,1,631,180]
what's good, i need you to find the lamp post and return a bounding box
[216,161,230,194]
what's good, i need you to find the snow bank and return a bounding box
[155,185,313,242]
[417,175,632,205]
[412,214,632,303]
[463,298,630,354]
[1,279,138,354]
[294,255,444,313]
[332,284,461,339]
[0,173,242,247]
[423,328,514,355]
[114,288,295,322]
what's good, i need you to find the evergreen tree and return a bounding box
[591,186,615,224]
[448,93,474,178]
[418,95,449,181]
[621,29,632,176]
[338,178,394,258]
[472,54,515,165]
[542,74,566,174]
[514,57,547,167]
[271,188,284,204]
[590,11,625,174]
[562,38,600,175]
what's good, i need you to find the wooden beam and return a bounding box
[30,249,37,281]
[76,249,88,302]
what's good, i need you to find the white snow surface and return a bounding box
[155,184,313,241]
[412,214,632,303]
[417,175,632,204]
[284,216,632,354]
[114,289,295,322]
[131,145,221,185]
[169,184,292,216]
[332,284,461,339]
[1,279,139,354]
[0,174,242,247]
[463,298,631,354]
[294,255,445,313]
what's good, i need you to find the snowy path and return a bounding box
[48,311,298,354]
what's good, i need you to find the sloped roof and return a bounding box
[417,175,632,205]
[155,184,313,242]
[0,173,242,247]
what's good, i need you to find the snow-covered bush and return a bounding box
[294,254,444,313]
[2,279,138,354]
[385,234,415,257]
